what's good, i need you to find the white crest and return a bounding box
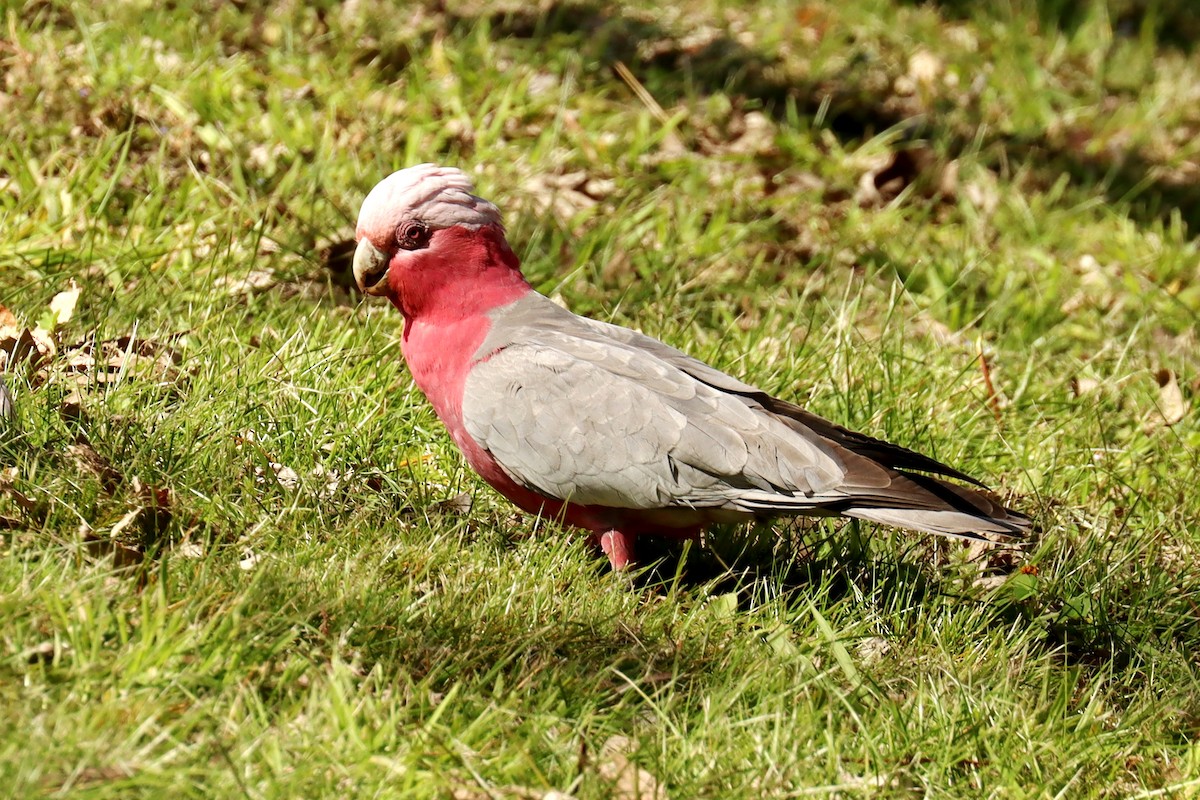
[356,164,502,239]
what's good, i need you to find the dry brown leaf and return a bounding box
[1146,369,1188,431]
[598,736,667,800]
[81,522,144,569]
[0,467,37,514]
[217,269,277,295]
[60,388,84,421]
[109,508,143,538]
[521,172,612,223]
[54,332,184,389]
[436,491,473,515]
[717,110,777,157]
[0,324,55,373]
[856,636,891,665]
[66,443,123,492]
[103,477,174,545]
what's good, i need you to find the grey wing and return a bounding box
[460,341,850,511]
[578,315,985,485]
[468,293,1030,538]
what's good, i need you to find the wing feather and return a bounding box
[460,292,1030,539]
[462,343,849,511]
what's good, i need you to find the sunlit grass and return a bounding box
[1,1,1198,797]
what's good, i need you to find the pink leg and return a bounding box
[597,530,636,571]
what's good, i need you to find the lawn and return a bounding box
[2,0,1199,797]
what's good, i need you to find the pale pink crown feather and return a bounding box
[356,164,503,240]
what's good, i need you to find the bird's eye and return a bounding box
[396,220,430,250]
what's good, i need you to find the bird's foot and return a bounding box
[597,529,636,571]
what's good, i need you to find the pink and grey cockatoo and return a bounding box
[352,164,1030,570]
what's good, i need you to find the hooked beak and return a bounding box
[353,238,391,296]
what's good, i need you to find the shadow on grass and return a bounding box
[898,0,1200,53]
[633,521,1198,677]
[425,0,1200,233]
[634,522,935,607]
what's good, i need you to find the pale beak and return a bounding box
[353,238,391,296]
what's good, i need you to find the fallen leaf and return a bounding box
[1071,376,1102,396]
[0,467,38,514]
[0,322,55,373]
[81,522,144,569]
[103,477,173,549]
[47,281,81,328]
[598,736,667,800]
[109,508,142,538]
[1146,368,1188,431]
[436,492,473,515]
[856,636,891,665]
[66,442,123,492]
[216,269,277,295]
[522,171,606,222]
[60,388,84,421]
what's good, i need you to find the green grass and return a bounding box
[3,0,1199,796]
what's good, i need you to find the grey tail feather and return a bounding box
[839,470,1031,540]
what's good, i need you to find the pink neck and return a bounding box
[388,224,530,323]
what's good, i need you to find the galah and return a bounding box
[352,164,1030,570]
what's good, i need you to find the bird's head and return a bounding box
[353,164,525,318]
